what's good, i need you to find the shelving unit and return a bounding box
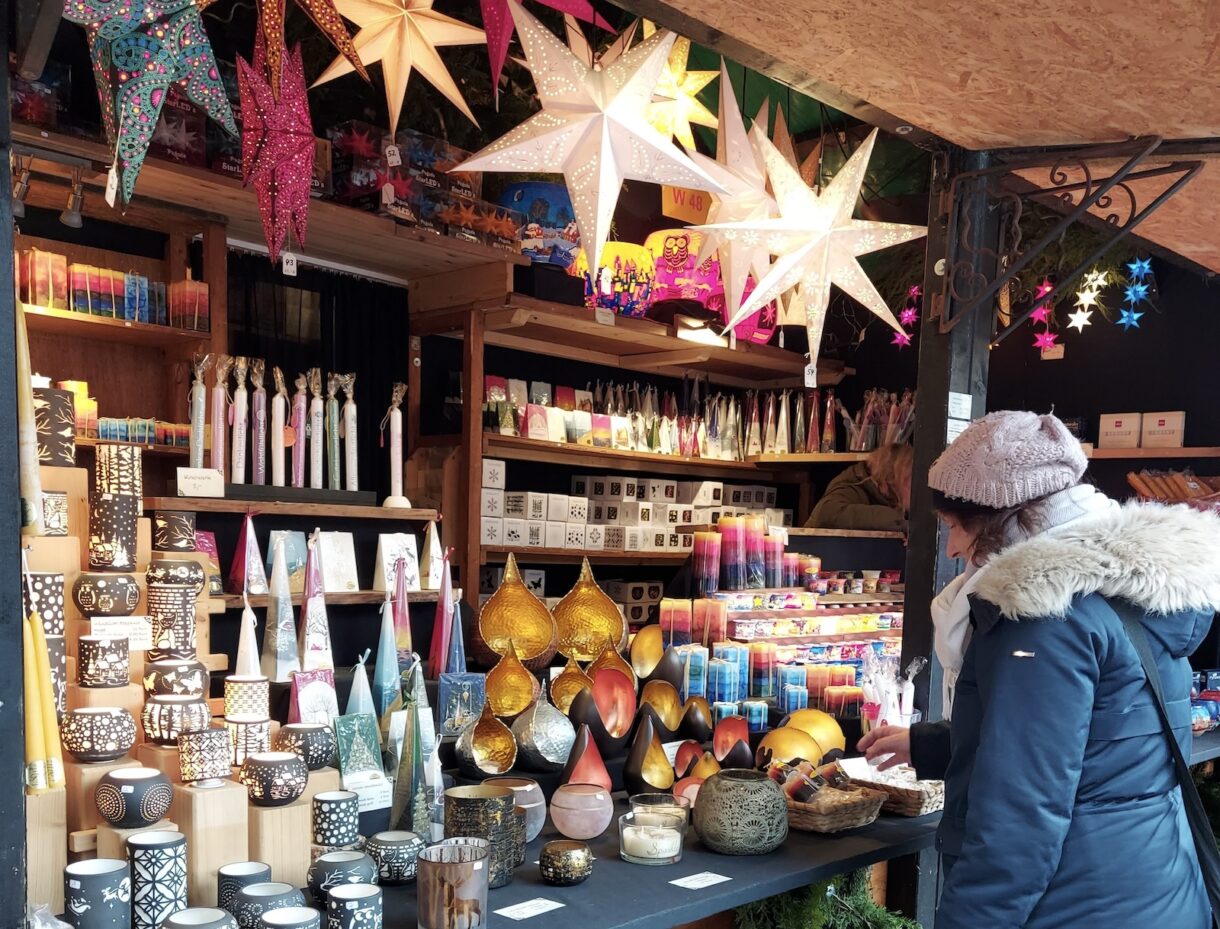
[481,545,690,565]
[221,589,445,608]
[77,437,189,457]
[679,524,906,542]
[750,452,872,464]
[144,497,438,522]
[22,303,211,348]
[1088,447,1220,460]
[733,629,903,646]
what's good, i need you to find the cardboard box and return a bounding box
[678,480,723,506]
[481,458,506,489]
[589,476,609,499]
[311,138,333,198]
[1141,411,1186,448]
[570,475,590,497]
[149,86,206,167]
[645,530,669,552]
[603,502,622,525]
[480,517,504,545]
[546,493,570,522]
[504,492,527,518]
[564,524,586,549]
[590,503,606,524]
[521,569,545,596]
[327,120,391,207]
[545,521,566,548]
[480,487,504,518]
[585,524,606,550]
[645,479,678,504]
[604,526,625,551]
[619,502,654,527]
[624,527,644,552]
[526,521,546,548]
[1098,413,1142,449]
[567,497,589,524]
[606,476,637,503]
[503,518,526,546]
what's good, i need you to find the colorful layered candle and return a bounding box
[692,531,721,597]
[660,599,692,648]
[749,642,776,698]
[744,516,767,589]
[692,599,727,647]
[764,536,785,589]
[717,516,746,590]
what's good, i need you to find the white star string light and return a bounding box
[1067,308,1093,332]
[647,37,718,150]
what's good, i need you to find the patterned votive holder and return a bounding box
[226,714,272,767]
[224,675,270,718]
[78,635,130,688]
[179,727,232,787]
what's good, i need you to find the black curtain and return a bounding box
[226,251,409,497]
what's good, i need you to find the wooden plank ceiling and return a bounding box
[619,0,1220,272]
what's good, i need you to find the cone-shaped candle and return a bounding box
[298,530,334,671]
[426,550,454,678]
[347,650,376,717]
[559,723,612,791]
[262,535,301,682]
[372,594,401,719]
[394,554,414,671]
[235,593,261,677]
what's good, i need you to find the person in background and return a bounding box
[859,411,1219,929]
[804,443,913,533]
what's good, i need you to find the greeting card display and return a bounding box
[372,533,420,593]
[319,531,359,593]
[289,668,339,725]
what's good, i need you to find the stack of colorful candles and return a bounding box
[676,645,707,701]
[781,683,809,714]
[825,684,864,717]
[782,553,802,588]
[743,700,768,732]
[744,515,766,589]
[801,555,823,589]
[708,658,740,704]
[807,664,859,710]
[659,599,693,647]
[712,701,739,723]
[717,516,745,590]
[764,536,784,588]
[692,599,727,646]
[692,531,721,596]
[749,642,776,698]
[713,642,749,701]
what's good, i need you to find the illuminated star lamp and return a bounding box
[1119,307,1144,330]
[457,1,725,273]
[62,0,237,205]
[899,306,919,327]
[480,0,610,103]
[699,126,926,370]
[892,329,912,348]
[648,37,719,151]
[1124,282,1150,304]
[1127,257,1153,279]
[312,0,487,132]
[1067,308,1092,333]
[1033,329,1059,351]
[1075,287,1101,310]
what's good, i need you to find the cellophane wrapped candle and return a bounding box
[744,516,766,589]
[807,665,833,711]
[777,663,807,694]
[764,536,785,588]
[712,701,739,723]
[780,684,809,715]
[802,556,823,590]
[325,373,341,491]
[717,516,745,590]
[340,373,358,492]
[783,553,802,588]
[676,644,707,701]
[290,372,306,488]
[659,599,692,647]
[230,356,249,484]
[743,700,768,733]
[309,368,324,490]
[251,359,267,485]
[211,354,233,478]
[708,658,740,704]
[692,599,727,647]
[714,642,749,702]
[189,354,212,469]
[749,642,776,698]
[692,531,721,597]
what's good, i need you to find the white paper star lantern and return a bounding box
[697,126,926,367]
[312,0,486,132]
[458,0,724,271]
[648,37,718,150]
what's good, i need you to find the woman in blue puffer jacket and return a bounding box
[861,411,1220,929]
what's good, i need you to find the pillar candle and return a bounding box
[340,373,358,492]
[189,354,212,469]
[807,665,832,711]
[325,373,341,491]
[749,642,776,698]
[692,598,727,647]
[711,700,739,724]
[825,685,863,718]
[211,354,232,478]
[308,368,324,490]
[251,359,267,485]
[230,356,249,484]
[744,515,766,589]
[780,683,809,715]
[783,553,802,588]
[801,555,823,591]
[777,663,807,693]
[764,536,785,589]
[676,644,707,701]
[717,516,745,590]
[707,658,739,704]
[713,643,749,702]
[292,371,307,488]
[271,368,287,487]
[692,531,721,597]
[384,383,407,500]
[659,598,692,647]
[743,699,768,733]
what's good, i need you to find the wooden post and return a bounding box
[201,222,228,363]
[26,787,67,913]
[96,818,178,859]
[460,307,484,592]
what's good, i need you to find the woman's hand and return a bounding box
[857,724,912,771]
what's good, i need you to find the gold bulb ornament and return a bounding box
[587,634,635,689]
[486,643,541,718]
[553,558,628,661]
[778,708,846,756]
[551,656,594,715]
[474,552,558,670]
[754,726,825,769]
[455,702,518,775]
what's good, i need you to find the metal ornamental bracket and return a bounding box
[931,135,1203,343]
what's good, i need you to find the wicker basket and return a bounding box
[847,769,945,817]
[786,785,888,833]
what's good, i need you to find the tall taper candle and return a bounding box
[309,368,324,490]
[340,374,358,492]
[384,383,407,501]
[291,372,307,488]
[251,359,267,485]
[211,354,233,478]
[23,617,48,793]
[231,356,249,484]
[29,601,65,787]
[271,367,288,487]
[189,354,212,469]
[325,373,341,491]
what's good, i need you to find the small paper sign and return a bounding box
[661,185,711,224]
[282,252,298,276]
[105,166,119,209]
[670,872,732,890]
[90,615,153,651]
[177,467,224,497]
[594,307,616,327]
[495,899,566,920]
[804,363,818,388]
[662,740,685,766]
[385,144,402,167]
[344,770,393,812]
[947,391,973,420]
[382,183,396,206]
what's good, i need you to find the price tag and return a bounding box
[662,740,685,766]
[594,307,615,326]
[281,252,298,276]
[176,467,224,497]
[385,144,402,167]
[382,183,397,206]
[90,616,153,651]
[804,363,818,388]
[105,166,119,208]
[947,391,973,420]
[946,418,970,444]
[670,872,732,890]
[495,899,566,920]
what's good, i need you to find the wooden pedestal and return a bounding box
[64,756,141,833]
[137,743,182,783]
[96,818,178,860]
[249,799,310,888]
[27,787,67,913]
[301,767,342,808]
[172,781,248,906]
[67,682,146,743]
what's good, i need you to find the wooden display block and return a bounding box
[171,781,248,906]
[41,465,90,542]
[249,799,310,888]
[301,767,342,808]
[67,682,145,742]
[96,818,177,859]
[65,756,141,832]
[27,787,67,913]
[137,743,182,783]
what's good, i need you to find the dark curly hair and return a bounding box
[930,489,1060,564]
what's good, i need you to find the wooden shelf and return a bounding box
[732,628,902,645]
[221,589,444,609]
[749,452,871,464]
[77,436,189,457]
[679,525,906,541]
[1088,447,1220,460]
[144,496,439,521]
[13,124,527,282]
[481,545,689,565]
[22,302,209,348]
[819,593,905,606]
[447,294,850,390]
[483,433,771,480]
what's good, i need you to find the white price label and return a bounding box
[594,307,616,326]
[281,252,298,276]
[495,899,566,920]
[662,740,685,766]
[382,183,397,206]
[384,144,402,167]
[947,391,973,420]
[176,467,224,497]
[90,616,153,651]
[804,363,818,388]
[670,872,732,890]
[105,166,119,208]
[946,418,970,444]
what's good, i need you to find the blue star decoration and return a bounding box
[1118,307,1144,330]
[1127,257,1153,279]
[1123,281,1150,304]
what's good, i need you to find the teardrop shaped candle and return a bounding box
[622,715,676,795]
[560,722,612,791]
[591,668,637,740]
[512,682,576,772]
[587,634,636,689]
[474,553,557,669]
[455,702,518,775]
[643,645,686,691]
[486,642,541,718]
[674,740,703,779]
[713,715,751,762]
[551,656,594,715]
[553,558,627,662]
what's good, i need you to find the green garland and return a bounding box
[736,869,920,929]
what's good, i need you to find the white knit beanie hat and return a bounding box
[927,411,1088,509]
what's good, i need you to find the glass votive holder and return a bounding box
[618,810,684,866]
[629,792,691,825]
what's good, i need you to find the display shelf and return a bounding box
[220,589,446,609]
[13,124,527,281]
[77,436,189,457]
[820,593,905,606]
[481,545,690,565]
[144,496,438,521]
[458,294,850,389]
[679,524,906,541]
[732,628,903,645]
[483,433,773,480]
[749,452,872,464]
[22,302,210,347]
[1191,729,1220,765]
[1088,447,1220,460]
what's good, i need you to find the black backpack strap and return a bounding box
[1111,597,1220,929]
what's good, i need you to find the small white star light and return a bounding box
[458,1,724,271]
[697,126,926,368]
[1067,308,1093,332]
[647,37,718,150]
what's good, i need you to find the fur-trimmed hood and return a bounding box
[973,501,1220,621]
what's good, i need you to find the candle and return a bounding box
[764,536,785,589]
[749,642,776,698]
[692,531,721,597]
[807,665,832,711]
[325,372,340,490]
[781,683,809,714]
[230,356,249,484]
[251,359,267,485]
[825,685,863,717]
[717,516,745,590]
[271,368,287,487]
[692,599,727,647]
[783,553,802,588]
[713,642,750,702]
[660,599,692,647]
[340,373,358,492]
[743,699,768,732]
[382,382,407,501]
[744,515,766,589]
[189,354,212,469]
[707,658,739,704]
[211,354,233,478]
[676,644,707,701]
[291,372,307,488]
[777,664,807,692]
[620,811,683,863]
[711,701,739,723]
[308,368,324,490]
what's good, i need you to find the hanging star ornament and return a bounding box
[697,126,926,369]
[1034,278,1053,299]
[480,0,609,105]
[312,0,487,133]
[647,36,718,150]
[1030,303,1051,324]
[1083,269,1108,290]
[1127,257,1153,279]
[63,0,237,206]
[1075,287,1101,310]
[892,329,912,348]
[238,36,315,263]
[1033,329,1059,351]
[1067,308,1092,333]
[1124,281,1150,304]
[459,1,724,272]
[899,306,918,327]
[1119,307,1144,330]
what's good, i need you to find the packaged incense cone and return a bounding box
[291,372,308,488]
[339,373,358,492]
[308,368,324,490]
[325,372,341,491]
[230,356,249,483]
[189,353,213,469]
[211,354,233,478]
[251,359,267,485]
